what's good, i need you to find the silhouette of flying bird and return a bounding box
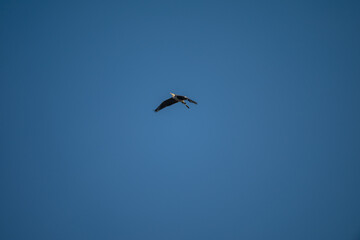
[155,93,197,112]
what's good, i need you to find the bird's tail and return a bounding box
[187,98,197,104]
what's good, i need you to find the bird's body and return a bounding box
[155,93,197,112]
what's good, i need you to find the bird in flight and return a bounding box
[155,93,198,112]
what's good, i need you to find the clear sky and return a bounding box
[1,0,360,239]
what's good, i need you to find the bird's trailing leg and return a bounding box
[182,102,190,109]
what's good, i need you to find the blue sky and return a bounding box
[1,0,360,239]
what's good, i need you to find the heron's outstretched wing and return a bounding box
[187,98,197,104]
[154,98,177,112]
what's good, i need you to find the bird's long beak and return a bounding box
[170,92,175,97]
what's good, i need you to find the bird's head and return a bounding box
[170,92,175,97]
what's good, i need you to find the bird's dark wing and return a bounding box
[154,98,178,112]
[187,98,197,104]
